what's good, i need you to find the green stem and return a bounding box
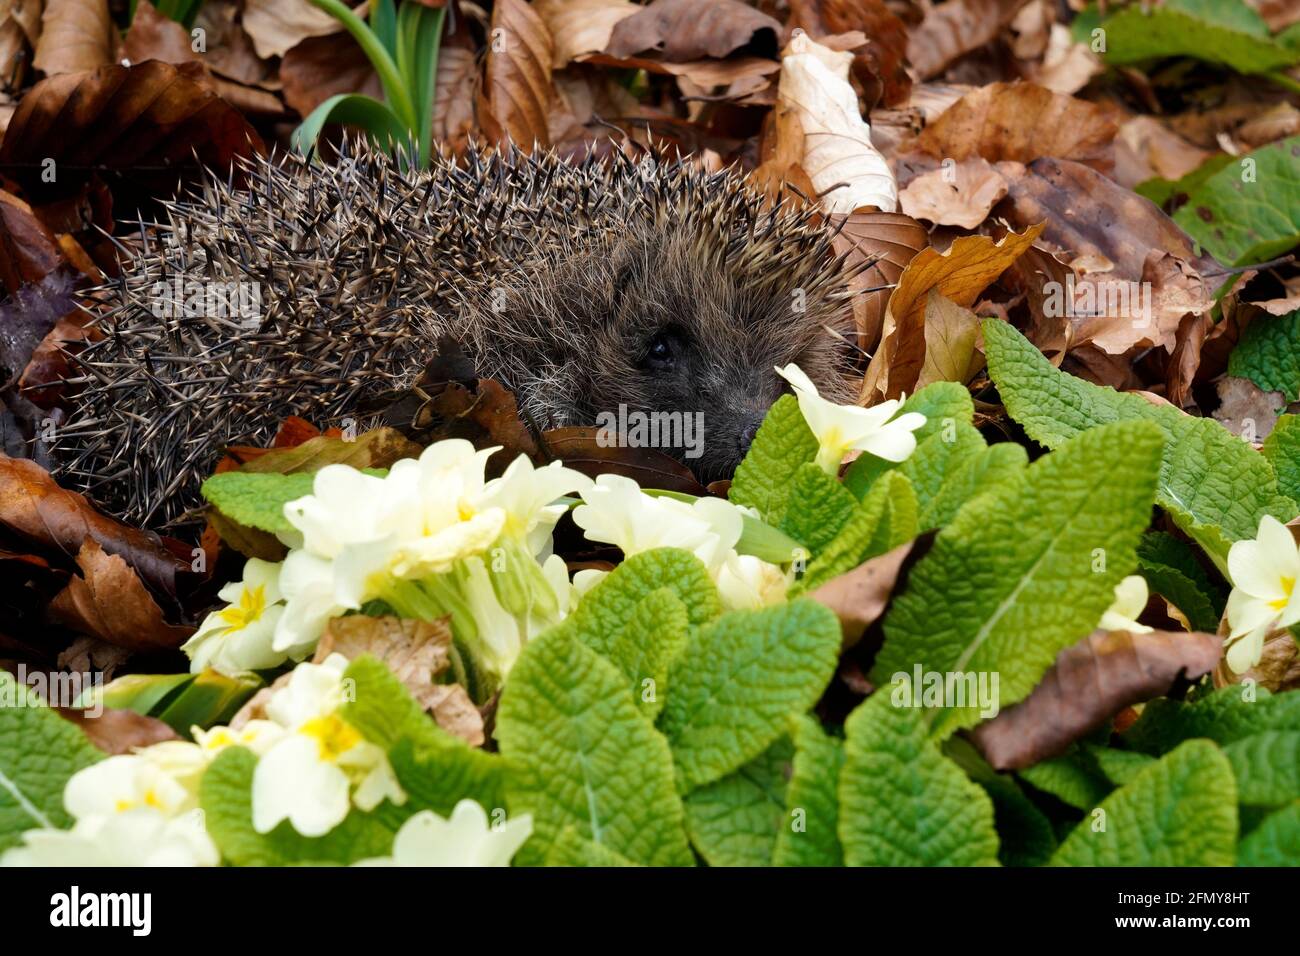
[1264,71,1300,96]
[306,0,418,135]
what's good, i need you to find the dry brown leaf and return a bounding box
[897,156,1009,229]
[970,628,1222,771]
[913,82,1117,173]
[194,0,270,87]
[0,188,60,295]
[908,0,1033,80]
[1214,623,1300,693]
[1070,251,1214,356]
[791,0,911,108]
[605,0,780,61]
[280,30,381,119]
[1212,375,1285,442]
[917,290,985,388]
[33,0,113,75]
[536,0,637,68]
[1116,115,1211,187]
[828,209,929,353]
[542,426,710,496]
[47,539,194,651]
[1033,23,1103,95]
[808,538,920,649]
[481,0,554,149]
[433,44,478,147]
[862,222,1045,401]
[314,615,484,745]
[122,0,197,66]
[57,706,179,754]
[242,0,341,60]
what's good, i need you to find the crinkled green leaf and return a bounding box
[1098,0,1299,75]
[199,746,406,866]
[1238,801,1300,866]
[1124,685,1300,754]
[1175,136,1300,265]
[773,715,844,867]
[945,737,1055,867]
[0,670,103,853]
[896,421,986,529]
[200,472,319,534]
[729,394,818,523]
[843,382,975,499]
[683,737,792,867]
[1136,530,1226,632]
[984,319,1297,558]
[778,462,858,555]
[1263,414,1300,502]
[660,599,841,792]
[1230,310,1300,401]
[839,688,999,866]
[546,826,639,866]
[496,629,692,866]
[1049,740,1238,866]
[871,420,1163,738]
[925,441,1028,530]
[1085,744,1156,787]
[1018,749,1112,811]
[791,471,918,595]
[1223,731,1300,807]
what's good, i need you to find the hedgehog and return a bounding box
[47,141,862,528]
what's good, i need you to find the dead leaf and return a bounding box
[242,0,341,60]
[57,706,179,754]
[280,30,382,119]
[917,290,985,388]
[1070,250,1214,356]
[908,0,1033,80]
[791,0,912,108]
[1033,23,1103,95]
[314,615,484,745]
[481,0,554,149]
[234,427,423,476]
[605,0,780,61]
[912,82,1117,173]
[57,636,133,681]
[542,426,709,496]
[433,20,479,148]
[774,32,896,214]
[0,188,60,295]
[1116,115,1211,187]
[1214,623,1300,693]
[827,209,929,353]
[47,539,194,651]
[536,0,637,68]
[863,223,1045,401]
[121,0,196,66]
[1212,375,1285,442]
[897,156,1009,229]
[969,628,1222,770]
[807,538,921,649]
[195,0,271,87]
[0,454,194,600]
[33,0,114,75]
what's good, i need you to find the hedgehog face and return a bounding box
[464,218,855,484]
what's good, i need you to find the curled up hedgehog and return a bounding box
[49,142,864,528]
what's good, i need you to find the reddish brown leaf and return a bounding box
[907,0,1034,80]
[0,189,60,295]
[541,426,709,495]
[969,628,1222,771]
[791,0,911,108]
[480,0,555,149]
[121,0,198,66]
[605,0,781,61]
[827,209,929,355]
[47,539,194,651]
[57,706,179,754]
[808,538,922,649]
[280,31,382,119]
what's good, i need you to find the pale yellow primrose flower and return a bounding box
[355,800,533,867]
[183,558,291,675]
[776,364,926,474]
[1224,514,1300,674]
[1098,575,1154,634]
[252,654,404,837]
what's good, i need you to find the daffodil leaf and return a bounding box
[983,319,1297,554]
[1263,415,1300,502]
[1050,740,1238,866]
[871,420,1163,739]
[773,714,844,867]
[0,670,103,853]
[1124,686,1300,754]
[545,826,640,866]
[1136,531,1225,632]
[1238,801,1300,866]
[729,394,818,523]
[561,549,717,719]
[924,441,1028,530]
[340,657,506,815]
[779,462,858,555]
[895,421,986,529]
[1223,731,1300,807]
[843,382,975,499]
[199,746,408,865]
[1229,310,1300,401]
[839,688,1000,866]
[791,471,917,596]
[496,628,693,866]
[683,737,792,867]
[659,599,841,793]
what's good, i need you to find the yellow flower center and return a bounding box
[114,789,164,813]
[299,714,362,762]
[217,584,266,631]
[1269,576,1295,612]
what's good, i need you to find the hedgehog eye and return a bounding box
[642,329,684,369]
